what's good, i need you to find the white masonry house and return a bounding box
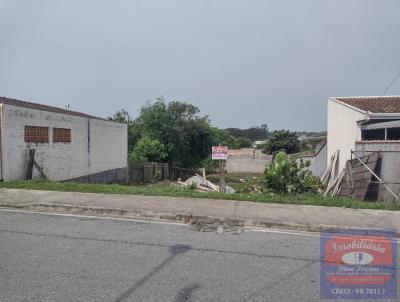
[326,96,400,201]
[0,97,127,183]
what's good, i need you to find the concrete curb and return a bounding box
[0,203,392,235]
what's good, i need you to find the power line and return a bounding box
[381,71,400,95]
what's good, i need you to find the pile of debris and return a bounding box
[177,174,236,194]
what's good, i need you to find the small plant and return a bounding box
[239,179,252,193]
[188,182,198,191]
[263,151,323,194]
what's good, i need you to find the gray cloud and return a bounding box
[0,0,399,131]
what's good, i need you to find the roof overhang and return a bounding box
[329,97,367,114]
[361,120,400,130]
[365,113,400,120]
[329,97,400,122]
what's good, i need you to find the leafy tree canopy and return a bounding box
[233,137,253,148]
[108,109,130,123]
[121,97,213,168]
[263,130,300,155]
[209,127,236,148]
[129,137,167,163]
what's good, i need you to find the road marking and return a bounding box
[245,228,400,245]
[244,228,321,238]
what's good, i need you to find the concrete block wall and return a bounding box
[226,158,271,174]
[226,148,271,173]
[1,104,127,181]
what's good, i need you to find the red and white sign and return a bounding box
[212,146,228,160]
[320,229,397,300]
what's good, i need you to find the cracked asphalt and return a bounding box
[0,209,392,302]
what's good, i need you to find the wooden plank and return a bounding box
[336,152,380,200]
[352,164,377,174]
[353,152,399,201]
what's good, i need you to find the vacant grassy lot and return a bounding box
[1,180,399,211]
[206,172,262,192]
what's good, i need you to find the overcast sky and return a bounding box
[1,0,399,131]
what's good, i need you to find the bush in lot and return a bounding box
[263,151,322,194]
[129,137,167,163]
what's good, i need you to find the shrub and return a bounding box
[129,137,167,163]
[263,151,322,194]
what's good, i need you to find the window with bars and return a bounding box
[25,126,49,143]
[53,128,71,143]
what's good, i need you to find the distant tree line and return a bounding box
[225,124,269,141]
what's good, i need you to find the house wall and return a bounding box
[327,99,365,177]
[1,104,127,182]
[355,142,400,202]
[297,142,327,177]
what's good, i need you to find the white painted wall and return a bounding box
[327,99,365,177]
[1,104,127,181]
[297,142,327,177]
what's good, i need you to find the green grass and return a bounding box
[206,173,263,192]
[1,180,399,211]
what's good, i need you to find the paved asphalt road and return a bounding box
[0,209,393,302]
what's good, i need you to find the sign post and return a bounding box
[212,146,228,192]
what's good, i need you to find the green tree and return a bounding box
[233,137,253,148]
[263,130,300,155]
[263,152,322,194]
[134,98,213,168]
[108,109,130,123]
[129,137,167,163]
[209,129,253,149]
[209,127,236,148]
